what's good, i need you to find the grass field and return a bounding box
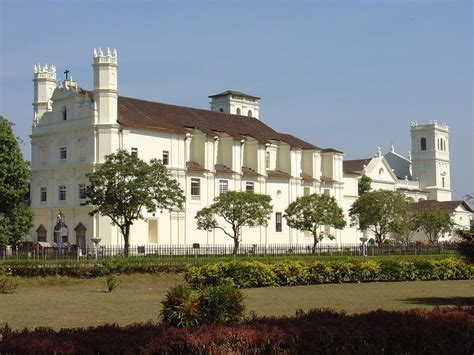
[0,273,472,330]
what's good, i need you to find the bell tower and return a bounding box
[410,120,451,201]
[33,64,57,125]
[92,47,118,125]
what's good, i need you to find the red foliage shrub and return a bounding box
[1,308,472,353]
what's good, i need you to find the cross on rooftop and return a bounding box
[64,69,70,80]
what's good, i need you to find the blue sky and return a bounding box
[1,0,472,198]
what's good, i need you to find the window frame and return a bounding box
[275,212,282,232]
[58,185,67,201]
[191,178,201,199]
[40,187,47,202]
[162,150,169,165]
[245,181,255,193]
[219,179,229,194]
[131,147,138,157]
[78,183,86,199]
[60,147,67,160]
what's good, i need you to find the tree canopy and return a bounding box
[0,116,32,247]
[414,203,454,245]
[284,193,346,253]
[195,191,272,255]
[358,175,372,196]
[349,190,408,246]
[84,149,185,256]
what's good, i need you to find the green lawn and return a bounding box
[0,273,472,330]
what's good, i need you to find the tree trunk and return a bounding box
[312,234,317,254]
[124,224,130,258]
[233,238,240,256]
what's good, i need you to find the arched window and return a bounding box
[236,108,241,115]
[378,168,384,177]
[442,139,445,151]
[219,108,224,112]
[247,110,252,117]
[420,137,426,151]
[36,225,47,242]
[442,176,445,188]
[437,139,440,150]
[62,107,67,120]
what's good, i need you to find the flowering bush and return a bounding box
[1,308,472,353]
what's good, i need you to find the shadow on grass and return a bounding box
[403,297,474,307]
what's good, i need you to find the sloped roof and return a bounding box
[409,200,473,214]
[186,161,208,172]
[242,167,261,177]
[116,96,328,151]
[343,159,372,174]
[208,90,261,100]
[267,170,291,179]
[215,164,236,174]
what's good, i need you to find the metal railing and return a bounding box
[0,242,458,261]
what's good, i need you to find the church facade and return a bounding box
[29,48,471,248]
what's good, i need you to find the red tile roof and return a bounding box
[267,170,291,179]
[186,161,208,172]
[409,200,473,213]
[114,95,336,152]
[241,167,261,177]
[215,164,236,174]
[320,176,337,184]
[343,159,372,174]
[301,174,316,182]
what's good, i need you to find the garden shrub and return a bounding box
[1,308,472,353]
[197,284,246,324]
[185,258,473,289]
[0,275,18,294]
[272,261,309,286]
[106,275,118,292]
[160,283,246,327]
[160,284,200,327]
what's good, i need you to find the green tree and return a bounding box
[0,116,32,248]
[414,203,454,245]
[196,191,272,255]
[358,175,372,196]
[349,190,408,247]
[284,193,346,253]
[84,150,185,256]
[392,211,417,246]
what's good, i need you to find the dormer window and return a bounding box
[62,107,67,120]
[420,137,427,151]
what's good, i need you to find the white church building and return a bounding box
[29,48,472,248]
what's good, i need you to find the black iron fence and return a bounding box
[0,242,458,261]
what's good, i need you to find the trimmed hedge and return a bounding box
[185,258,473,288]
[1,308,472,353]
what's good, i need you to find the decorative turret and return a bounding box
[209,90,261,119]
[92,47,118,124]
[33,63,58,125]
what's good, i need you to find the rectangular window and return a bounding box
[275,212,282,232]
[131,147,138,157]
[191,178,200,198]
[265,151,270,169]
[246,182,255,193]
[162,151,169,165]
[78,184,86,199]
[40,187,47,202]
[60,147,67,160]
[219,179,228,194]
[58,185,66,201]
[442,177,445,188]
[324,189,330,196]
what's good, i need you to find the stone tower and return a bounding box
[92,47,118,125]
[410,121,452,201]
[33,64,57,125]
[209,90,260,119]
